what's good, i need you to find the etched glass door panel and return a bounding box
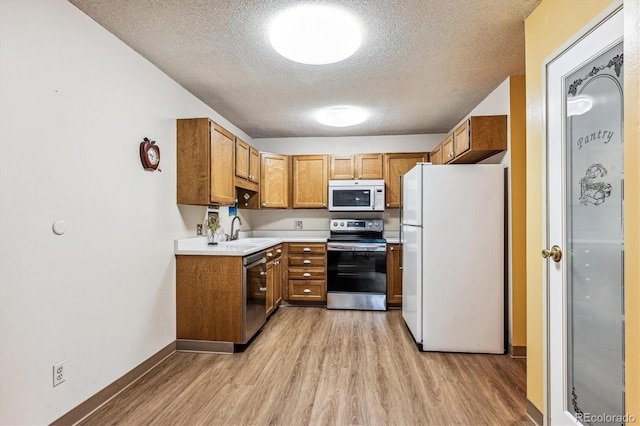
[565,41,624,424]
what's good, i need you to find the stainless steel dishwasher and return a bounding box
[242,250,267,343]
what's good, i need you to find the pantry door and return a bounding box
[546,6,624,426]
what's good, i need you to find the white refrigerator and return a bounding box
[401,164,504,353]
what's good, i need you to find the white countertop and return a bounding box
[174,236,328,256]
[175,232,402,256]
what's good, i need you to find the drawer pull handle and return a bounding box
[260,272,266,276]
[267,253,273,257]
[303,273,311,277]
[259,287,267,292]
[303,247,311,252]
[276,249,281,253]
[303,289,311,293]
[303,260,311,264]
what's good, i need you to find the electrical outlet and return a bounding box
[53,361,65,387]
[196,224,203,235]
[294,220,303,229]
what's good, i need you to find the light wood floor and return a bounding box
[81,307,531,425]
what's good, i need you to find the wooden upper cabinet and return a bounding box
[177,118,235,206]
[442,134,455,164]
[249,147,260,184]
[235,138,250,180]
[330,154,383,180]
[445,115,507,164]
[430,144,443,165]
[383,152,428,208]
[235,138,260,192]
[329,156,355,179]
[210,126,236,204]
[454,121,471,156]
[260,153,289,208]
[356,153,384,179]
[292,155,328,208]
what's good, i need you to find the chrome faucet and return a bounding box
[230,216,242,240]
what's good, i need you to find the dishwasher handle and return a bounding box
[243,251,267,267]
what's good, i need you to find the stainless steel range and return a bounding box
[327,219,387,311]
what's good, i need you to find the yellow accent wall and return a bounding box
[524,0,639,416]
[510,75,527,350]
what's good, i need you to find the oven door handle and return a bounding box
[327,244,386,252]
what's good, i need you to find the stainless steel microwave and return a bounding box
[328,180,385,212]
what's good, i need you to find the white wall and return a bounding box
[253,134,443,155]
[0,1,250,424]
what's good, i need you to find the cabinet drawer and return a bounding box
[288,255,325,267]
[289,280,326,301]
[288,243,326,255]
[288,268,325,280]
[266,244,283,260]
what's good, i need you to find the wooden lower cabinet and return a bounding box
[274,256,283,306]
[176,255,244,343]
[287,243,326,302]
[266,244,284,316]
[387,244,403,306]
[265,260,275,316]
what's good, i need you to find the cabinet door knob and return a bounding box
[262,202,266,207]
[267,253,273,257]
[358,175,362,179]
[259,287,267,292]
[386,203,390,207]
[322,203,326,207]
[260,271,266,276]
[276,249,281,253]
[303,259,311,264]
[303,289,311,293]
[303,273,311,277]
[303,247,311,252]
[390,247,394,251]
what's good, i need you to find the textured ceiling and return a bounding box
[68,0,540,138]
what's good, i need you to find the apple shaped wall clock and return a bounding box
[139,137,161,171]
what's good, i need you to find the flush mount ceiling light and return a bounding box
[315,106,369,127]
[269,5,362,65]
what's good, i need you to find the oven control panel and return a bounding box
[330,219,383,232]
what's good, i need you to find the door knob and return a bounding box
[542,245,562,262]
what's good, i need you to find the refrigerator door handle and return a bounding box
[399,174,403,245]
